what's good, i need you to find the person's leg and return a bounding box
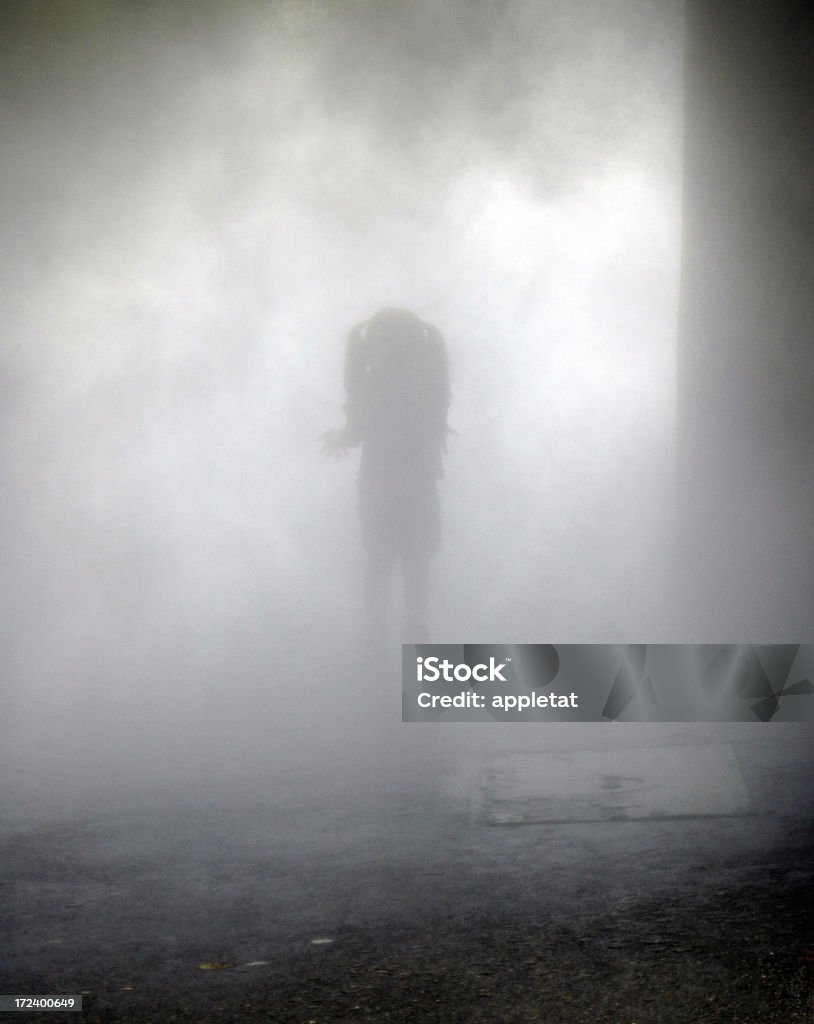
[400,479,439,642]
[364,546,395,643]
[402,552,430,642]
[359,473,396,645]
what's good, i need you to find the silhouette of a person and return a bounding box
[322,308,450,642]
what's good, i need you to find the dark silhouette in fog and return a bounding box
[322,308,450,642]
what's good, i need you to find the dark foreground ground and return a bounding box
[2,724,813,1024]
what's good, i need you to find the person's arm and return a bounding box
[423,323,451,444]
[320,322,369,457]
[341,322,368,447]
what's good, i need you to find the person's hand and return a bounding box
[319,428,351,458]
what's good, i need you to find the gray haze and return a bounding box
[1,1,684,787]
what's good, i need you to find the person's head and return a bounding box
[366,307,422,344]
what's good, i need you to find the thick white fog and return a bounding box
[1,1,684,781]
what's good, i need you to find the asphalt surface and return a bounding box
[2,715,813,1023]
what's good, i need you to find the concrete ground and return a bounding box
[2,698,813,1023]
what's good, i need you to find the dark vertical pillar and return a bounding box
[678,1,814,637]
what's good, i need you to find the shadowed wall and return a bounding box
[679,1,814,637]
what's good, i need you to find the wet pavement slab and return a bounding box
[474,743,753,824]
